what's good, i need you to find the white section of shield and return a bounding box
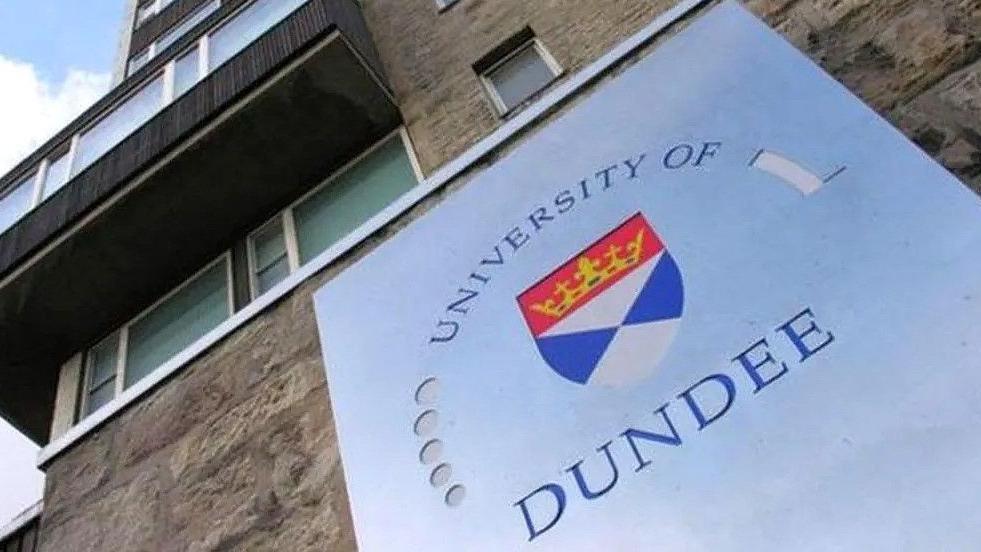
[588,318,681,387]
[540,252,662,338]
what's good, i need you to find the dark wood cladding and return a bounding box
[0,0,383,198]
[130,0,215,54]
[0,0,387,279]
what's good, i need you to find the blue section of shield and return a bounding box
[535,327,619,384]
[623,253,684,326]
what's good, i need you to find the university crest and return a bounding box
[517,213,683,386]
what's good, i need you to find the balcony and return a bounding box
[0,0,400,443]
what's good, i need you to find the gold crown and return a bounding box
[531,229,646,319]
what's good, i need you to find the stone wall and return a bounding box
[37,1,981,550]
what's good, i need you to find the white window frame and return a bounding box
[478,38,562,117]
[135,0,180,29]
[244,128,423,301]
[246,212,300,300]
[77,253,234,420]
[135,0,160,29]
[78,332,123,418]
[70,68,170,177]
[130,0,220,76]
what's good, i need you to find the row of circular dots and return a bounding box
[414,377,466,507]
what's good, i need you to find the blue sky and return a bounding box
[0,0,125,526]
[0,2,125,82]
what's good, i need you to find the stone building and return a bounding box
[0,0,978,550]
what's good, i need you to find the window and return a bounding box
[478,38,560,115]
[83,333,120,416]
[41,147,73,201]
[0,173,37,234]
[436,0,459,9]
[135,0,178,29]
[293,133,419,263]
[135,0,157,28]
[208,0,307,72]
[77,255,232,417]
[128,46,154,75]
[129,0,218,76]
[248,215,295,297]
[74,73,166,173]
[157,0,220,53]
[173,46,202,98]
[124,258,231,387]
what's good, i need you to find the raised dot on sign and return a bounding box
[419,439,443,465]
[445,484,466,507]
[415,377,440,405]
[414,410,439,437]
[430,463,452,487]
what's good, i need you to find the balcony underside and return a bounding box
[0,28,400,443]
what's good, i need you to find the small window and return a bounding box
[293,134,419,263]
[248,216,293,297]
[173,46,201,99]
[83,332,120,416]
[207,0,306,72]
[477,36,560,115]
[124,257,231,388]
[74,72,166,174]
[128,46,153,76]
[157,0,220,54]
[135,0,157,28]
[41,147,72,201]
[0,172,37,234]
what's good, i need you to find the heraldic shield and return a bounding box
[517,213,684,387]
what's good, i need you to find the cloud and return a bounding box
[0,55,109,176]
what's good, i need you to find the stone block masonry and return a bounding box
[37,1,981,550]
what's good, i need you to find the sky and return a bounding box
[0,0,126,526]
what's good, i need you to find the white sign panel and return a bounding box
[314,3,981,549]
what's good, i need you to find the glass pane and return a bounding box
[85,380,116,416]
[88,332,120,388]
[42,150,72,200]
[75,74,165,173]
[294,136,417,263]
[157,0,220,53]
[487,44,555,111]
[256,256,290,295]
[136,1,156,27]
[173,47,200,99]
[125,260,229,388]
[128,47,152,76]
[0,174,36,234]
[251,218,287,270]
[208,0,307,71]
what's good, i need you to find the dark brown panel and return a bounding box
[0,0,386,201]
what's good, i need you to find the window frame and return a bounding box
[128,0,220,77]
[246,212,300,299]
[79,332,123,418]
[478,38,562,117]
[134,0,179,29]
[244,128,423,301]
[134,0,159,29]
[76,253,234,419]
[72,68,170,176]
